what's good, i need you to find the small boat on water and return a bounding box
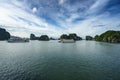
[59,39,75,43]
[8,37,29,43]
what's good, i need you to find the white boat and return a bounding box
[59,39,75,43]
[8,37,29,43]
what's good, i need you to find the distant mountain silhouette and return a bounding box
[0,28,10,40]
[30,34,49,41]
[60,33,82,41]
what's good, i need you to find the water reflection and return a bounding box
[0,41,120,80]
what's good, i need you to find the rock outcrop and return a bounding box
[86,36,93,40]
[39,35,49,41]
[94,30,120,43]
[60,33,82,41]
[30,34,39,40]
[30,34,49,41]
[0,28,10,40]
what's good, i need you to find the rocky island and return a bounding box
[59,33,82,43]
[30,34,49,41]
[94,30,120,43]
[39,35,49,41]
[0,28,10,40]
[86,36,93,40]
[60,33,82,41]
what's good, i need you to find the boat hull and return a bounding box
[7,38,29,43]
[59,39,75,43]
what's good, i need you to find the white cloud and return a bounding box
[0,0,64,38]
[59,0,66,5]
[0,0,120,38]
[67,14,120,38]
[32,7,37,13]
[88,0,109,14]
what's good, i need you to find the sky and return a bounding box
[0,0,120,38]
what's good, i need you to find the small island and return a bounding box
[86,36,93,40]
[0,28,10,40]
[30,34,49,41]
[94,30,120,43]
[39,35,49,41]
[60,33,82,40]
[59,33,82,43]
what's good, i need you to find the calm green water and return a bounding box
[0,40,120,80]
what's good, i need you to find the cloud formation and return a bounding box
[0,0,120,38]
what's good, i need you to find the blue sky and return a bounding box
[0,0,120,38]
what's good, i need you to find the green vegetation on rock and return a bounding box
[60,33,82,41]
[86,36,93,40]
[39,35,49,41]
[30,34,39,40]
[94,30,120,43]
[30,34,49,41]
[60,34,69,39]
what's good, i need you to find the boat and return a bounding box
[8,37,29,43]
[59,39,75,43]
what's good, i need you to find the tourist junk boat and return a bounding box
[59,39,75,43]
[8,37,29,43]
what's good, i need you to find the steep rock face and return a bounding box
[69,33,82,41]
[30,34,39,40]
[39,35,49,41]
[86,36,93,40]
[30,34,49,41]
[94,30,120,43]
[0,28,10,40]
[60,33,82,41]
[30,34,36,40]
[60,34,68,39]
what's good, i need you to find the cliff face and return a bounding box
[86,36,93,40]
[94,30,120,43]
[0,28,10,40]
[30,34,49,41]
[30,34,39,40]
[39,35,49,41]
[60,33,82,41]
